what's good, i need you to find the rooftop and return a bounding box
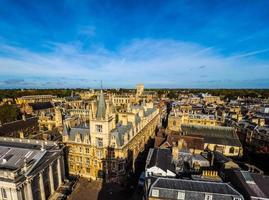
[181,124,242,147]
[150,177,242,198]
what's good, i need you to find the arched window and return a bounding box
[173,120,176,126]
[229,147,235,154]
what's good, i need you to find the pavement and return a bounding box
[68,178,137,200]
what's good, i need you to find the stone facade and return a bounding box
[16,95,56,105]
[168,113,220,131]
[63,91,160,182]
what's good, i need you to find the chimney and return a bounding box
[41,142,45,151]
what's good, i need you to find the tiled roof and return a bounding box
[181,124,242,147]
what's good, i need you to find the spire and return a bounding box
[96,90,106,120]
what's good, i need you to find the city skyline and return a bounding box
[0,0,269,88]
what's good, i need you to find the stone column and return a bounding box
[16,188,23,200]
[57,158,63,186]
[39,172,46,200]
[49,164,55,195]
[11,189,19,200]
[26,180,33,200]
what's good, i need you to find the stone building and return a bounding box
[21,102,54,115]
[38,107,63,131]
[0,137,65,200]
[111,84,157,108]
[168,113,220,132]
[136,84,145,97]
[181,124,243,157]
[16,95,56,105]
[63,90,160,182]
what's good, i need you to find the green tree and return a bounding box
[0,104,19,124]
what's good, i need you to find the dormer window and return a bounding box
[96,125,103,133]
[204,194,213,200]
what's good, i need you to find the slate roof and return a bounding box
[181,124,242,147]
[68,125,90,142]
[144,108,156,117]
[28,102,53,111]
[0,138,59,173]
[0,146,40,170]
[111,122,133,146]
[149,177,242,199]
[147,148,175,173]
[228,170,269,199]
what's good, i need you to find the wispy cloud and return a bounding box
[0,39,269,88]
[228,48,269,59]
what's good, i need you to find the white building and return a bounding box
[145,148,176,178]
[0,137,65,200]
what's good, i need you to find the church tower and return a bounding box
[89,90,116,147]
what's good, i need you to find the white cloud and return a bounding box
[0,39,268,88]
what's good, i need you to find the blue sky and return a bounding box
[0,0,269,88]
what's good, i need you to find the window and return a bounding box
[204,194,213,200]
[173,120,176,126]
[96,125,103,133]
[177,191,185,200]
[86,158,90,164]
[229,147,235,154]
[96,138,103,147]
[77,157,82,162]
[97,150,103,159]
[1,188,7,199]
[152,189,159,197]
[86,148,90,154]
[86,168,90,173]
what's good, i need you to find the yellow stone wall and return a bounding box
[168,115,219,131]
[65,112,160,180]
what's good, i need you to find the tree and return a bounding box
[0,104,19,124]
